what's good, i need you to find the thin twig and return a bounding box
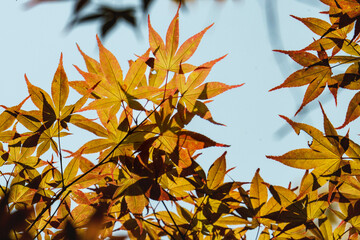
[161,201,185,240]
[33,190,71,239]
[141,217,177,240]
[184,194,207,237]
[57,120,65,190]
[149,201,176,240]
[26,97,168,235]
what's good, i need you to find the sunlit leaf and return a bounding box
[207,152,226,190]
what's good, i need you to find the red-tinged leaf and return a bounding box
[177,57,230,111]
[207,152,226,190]
[74,65,115,98]
[338,91,360,128]
[70,204,96,227]
[77,43,102,74]
[335,0,360,18]
[198,82,244,100]
[295,66,332,115]
[0,97,29,132]
[193,100,224,126]
[327,77,338,105]
[177,148,193,168]
[148,15,167,69]
[279,115,338,154]
[51,53,69,114]
[291,15,335,37]
[320,103,343,154]
[274,50,320,67]
[320,0,338,8]
[69,80,94,97]
[177,130,230,151]
[63,157,80,186]
[172,23,214,66]
[303,38,336,51]
[124,50,150,92]
[71,190,92,205]
[25,75,54,112]
[267,149,340,169]
[78,156,95,173]
[185,55,226,91]
[333,221,347,239]
[250,169,267,214]
[97,35,123,86]
[270,66,330,91]
[339,40,360,57]
[297,170,312,199]
[165,5,180,59]
[332,63,360,90]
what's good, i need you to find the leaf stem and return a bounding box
[57,120,65,190]
[26,97,168,235]
[33,190,71,239]
[161,200,185,240]
[184,194,207,237]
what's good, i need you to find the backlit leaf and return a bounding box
[338,91,360,128]
[97,35,123,86]
[51,53,69,115]
[64,157,80,186]
[207,152,226,190]
[250,169,267,215]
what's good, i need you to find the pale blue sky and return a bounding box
[1,0,354,208]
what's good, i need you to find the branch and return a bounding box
[26,96,168,235]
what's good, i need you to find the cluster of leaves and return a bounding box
[5,0,360,239]
[26,0,227,37]
[265,0,360,238]
[0,5,247,239]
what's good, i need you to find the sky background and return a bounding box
[1,0,357,236]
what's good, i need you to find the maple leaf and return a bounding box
[207,152,227,191]
[267,105,360,193]
[321,0,360,42]
[146,6,212,73]
[338,91,360,128]
[177,56,244,112]
[271,48,333,115]
[15,54,88,155]
[249,169,268,224]
[75,37,163,120]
